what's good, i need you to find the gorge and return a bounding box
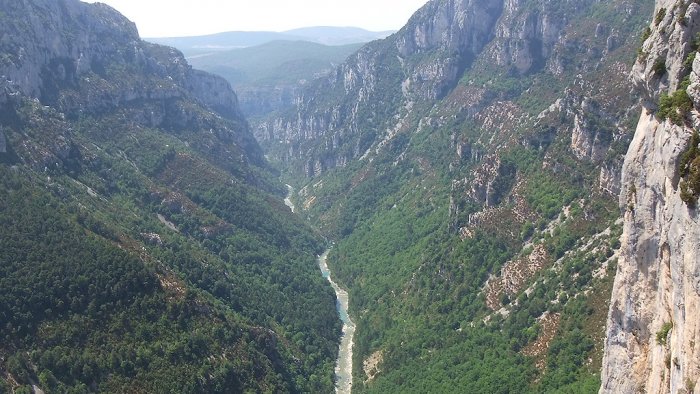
[1,0,699,392]
[286,185,356,393]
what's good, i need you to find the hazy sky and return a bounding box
[83,0,431,38]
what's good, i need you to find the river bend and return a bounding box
[285,185,354,393]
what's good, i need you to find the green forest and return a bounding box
[0,10,341,387]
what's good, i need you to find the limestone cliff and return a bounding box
[601,0,700,392]
[0,0,263,169]
[257,0,635,178]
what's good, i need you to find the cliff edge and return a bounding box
[601,0,700,392]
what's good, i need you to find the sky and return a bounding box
[83,0,431,38]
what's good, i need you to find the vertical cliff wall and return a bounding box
[601,0,700,392]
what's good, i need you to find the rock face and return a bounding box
[486,0,591,76]
[255,0,509,175]
[0,0,238,114]
[256,0,631,178]
[0,0,261,166]
[600,0,700,392]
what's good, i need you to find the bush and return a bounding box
[658,90,693,125]
[656,321,673,345]
[679,132,700,207]
[655,8,667,26]
[652,58,667,77]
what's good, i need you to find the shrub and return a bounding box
[658,90,693,125]
[656,321,673,345]
[655,8,667,26]
[684,52,696,75]
[653,58,667,76]
[679,132,700,207]
[692,32,700,52]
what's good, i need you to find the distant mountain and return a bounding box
[187,40,364,118]
[148,26,394,56]
[284,26,396,46]
[188,40,363,86]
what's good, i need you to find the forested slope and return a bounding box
[0,0,338,392]
[257,0,655,391]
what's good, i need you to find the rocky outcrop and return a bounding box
[396,0,504,100]
[569,99,614,162]
[632,0,700,101]
[486,0,592,75]
[256,0,630,178]
[0,0,265,170]
[186,69,245,120]
[599,160,624,197]
[0,0,139,100]
[601,1,700,392]
[0,0,247,123]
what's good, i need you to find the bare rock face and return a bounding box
[689,53,700,107]
[602,113,700,394]
[0,0,245,122]
[396,0,504,100]
[631,0,700,98]
[486,0,589,75]
[569,97,614,162]
[601,0,700,392]
[256,0,615,177]
[0,0,264,169]
[599,160,623,197]
[0,0,139,100]
[186,69,244,120]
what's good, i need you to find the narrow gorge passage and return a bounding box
[285,186,355,393]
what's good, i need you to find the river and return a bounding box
[319,249,355,394]
[285,185,355,393]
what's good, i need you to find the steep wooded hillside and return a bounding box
[0,0,338,392]
[256,0,655,391]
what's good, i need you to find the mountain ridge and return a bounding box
[147,26,394,54]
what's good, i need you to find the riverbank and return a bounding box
[285,185,355,393]
[319,250,355,394]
